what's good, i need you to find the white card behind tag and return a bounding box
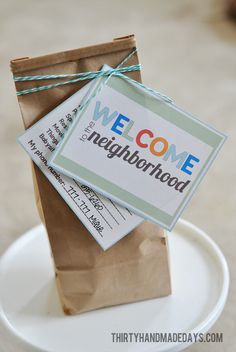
[18,80,143,250]
[49,73,226,231]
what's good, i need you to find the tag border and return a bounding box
[49,75,227,231]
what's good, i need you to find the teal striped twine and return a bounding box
[14,65,139,82]
[120,74,172,103]
[70,49,141,121]
[14,65,140,96]
[59,48,173,137]
[14,48,172,104]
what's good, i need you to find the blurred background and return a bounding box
[0,0,235,350]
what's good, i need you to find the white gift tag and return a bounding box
[18,80,143,250]
[49,73,226,231]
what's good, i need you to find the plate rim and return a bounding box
[0,219,230,352]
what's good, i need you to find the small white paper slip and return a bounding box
[18,80,143,250]
[49,73,226,231]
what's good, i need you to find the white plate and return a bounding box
[0,219,229,352]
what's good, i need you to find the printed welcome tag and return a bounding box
[18,80,143,250]
[49,72,226,231]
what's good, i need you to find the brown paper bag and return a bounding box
[11,35,171,315]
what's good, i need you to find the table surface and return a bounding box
[0,1,235,351]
